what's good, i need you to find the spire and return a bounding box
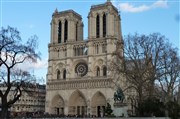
[107,0,111,2]
[54,8,58,13]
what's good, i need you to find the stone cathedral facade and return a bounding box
[46,1,131,117]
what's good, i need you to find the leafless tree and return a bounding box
[0,26,40,119]
[113,33,180,116]
[158,46,180,102]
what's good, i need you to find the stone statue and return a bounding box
[114,86,125,102]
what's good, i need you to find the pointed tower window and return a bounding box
[96,15,100,38]
[58,21,62,43]
[63,69,66,79]
[57,70,60,79]
[103,14,106,37]
[64,20,68,43]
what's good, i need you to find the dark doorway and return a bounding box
[77,106,80,116]
[57,108,60,115]
[97,106,101,117]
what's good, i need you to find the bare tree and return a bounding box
[158,46,180,102]
[0,26,40,119]
[113,33,180,116]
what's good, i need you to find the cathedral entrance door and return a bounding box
[91,92,106,117]
[68,90,87,116]
[77,106,80,116]
[57,108,60,115]
[51,95,64,115]
[97,106,101,117]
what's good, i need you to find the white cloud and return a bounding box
[17,59,48,71]
[153,0,168,8]
[118,0,168,13]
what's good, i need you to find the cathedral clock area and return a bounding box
[46,0,130,117]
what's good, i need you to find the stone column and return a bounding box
[68,19,75,42]
[61,20,65,43]
[88,16,91,39]
[54,21,58,43]
[64,100,68,116]
[107,13,114,37]
[50,20,53,43]
[92,15,96,38]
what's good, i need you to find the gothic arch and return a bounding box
[91,91,106,117]
[91,91,106,106]
[51,95,65,115]
[55,62,65,71]
[68,90,87,116]
[93,59,104,76]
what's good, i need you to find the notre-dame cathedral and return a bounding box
[46,0,132,117]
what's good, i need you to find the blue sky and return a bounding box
[0,0,179,83]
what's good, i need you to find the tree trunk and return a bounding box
[1,106,8,119]
[0,97,9,119]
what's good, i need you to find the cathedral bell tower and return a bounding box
[50,9,83,44]
[88,1,122,40]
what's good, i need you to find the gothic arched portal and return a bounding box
[91,91,106,117]
[68,90,87,116]
[51,95,65,115]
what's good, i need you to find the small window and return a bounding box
[63,69,66,79]
[57,70,60,79]
[103,66,107,76]
[96,67,100,77]
[96,45,99,54]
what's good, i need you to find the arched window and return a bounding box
[103,14,106,37]
[96,45,99,54]
[57,70,60,79]
[96,15,100,38]
[58,21,62,43]
[64,20,68,43]
[63,69,66,79]
[96,67,100,77]
[103,66,107,76]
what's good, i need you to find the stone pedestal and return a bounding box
[113,102,128,117]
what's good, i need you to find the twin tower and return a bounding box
[46,0,126,117]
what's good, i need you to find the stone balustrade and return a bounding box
[47,78,112,90]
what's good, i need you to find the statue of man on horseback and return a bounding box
[114,86,125,102]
